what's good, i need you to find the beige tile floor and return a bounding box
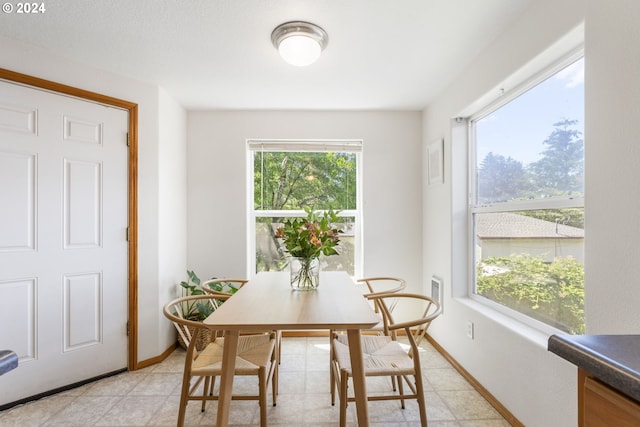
[0,337,511,426]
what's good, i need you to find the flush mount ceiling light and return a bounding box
[271,21,328,67]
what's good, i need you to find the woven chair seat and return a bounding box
[193,334,275,376]
[332,334,415,376]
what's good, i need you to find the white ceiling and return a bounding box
[0,0,533,110]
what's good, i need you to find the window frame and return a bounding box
[467,51,585,334]
[246,139,363,280]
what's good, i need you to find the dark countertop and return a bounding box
[548,334,640,402]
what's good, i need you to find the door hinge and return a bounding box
[126,321,130,336]
[126,133,130,146]
[126,227,129,241]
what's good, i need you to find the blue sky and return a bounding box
[476,57,584,166]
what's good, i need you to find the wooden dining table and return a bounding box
[204,271,381,426]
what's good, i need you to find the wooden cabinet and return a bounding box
[549,335,640,427]
[579,369,640,427]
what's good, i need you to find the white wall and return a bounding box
[187,111,423,293]
[423,1,585,426]
[157,88,188,351]
[0,36,186,362]
[584,0,640,335]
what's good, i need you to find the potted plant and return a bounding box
[176,270,216,350]
[178,270,213,319]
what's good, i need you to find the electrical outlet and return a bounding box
[466,321,474,339]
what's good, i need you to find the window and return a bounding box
[470,56,584,334]
[248,140,362,278]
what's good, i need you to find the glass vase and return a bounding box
[290,257,320,291]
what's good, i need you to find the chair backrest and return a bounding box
[163,294,230,353]
[357,277,406,335]
[366,292,441,353]
[358,277,406,296]
[358,277,406,310]
[201,278,247,296]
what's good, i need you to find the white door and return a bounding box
[0,80,129,405]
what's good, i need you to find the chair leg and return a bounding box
[330,360,338,406]
[201,376,211,412]
[259,367,267,427]
[397,375,406,409]
[277,330,282,365]
[413,372,428,425]
[330,331,336,406]
[330,367,335,406]
[339,370,349,427]
[272,356,278,406]
[381,331,398,392]
[177,374,191,427]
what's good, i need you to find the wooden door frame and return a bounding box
[0,68,140,370]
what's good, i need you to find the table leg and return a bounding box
[216,329,239,427]
[346,329,369,426]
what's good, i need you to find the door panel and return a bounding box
[0,80,129,405]
[63,158,102,248]
[0,151,36,251]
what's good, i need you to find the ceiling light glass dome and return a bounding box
[271,21,328,67]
